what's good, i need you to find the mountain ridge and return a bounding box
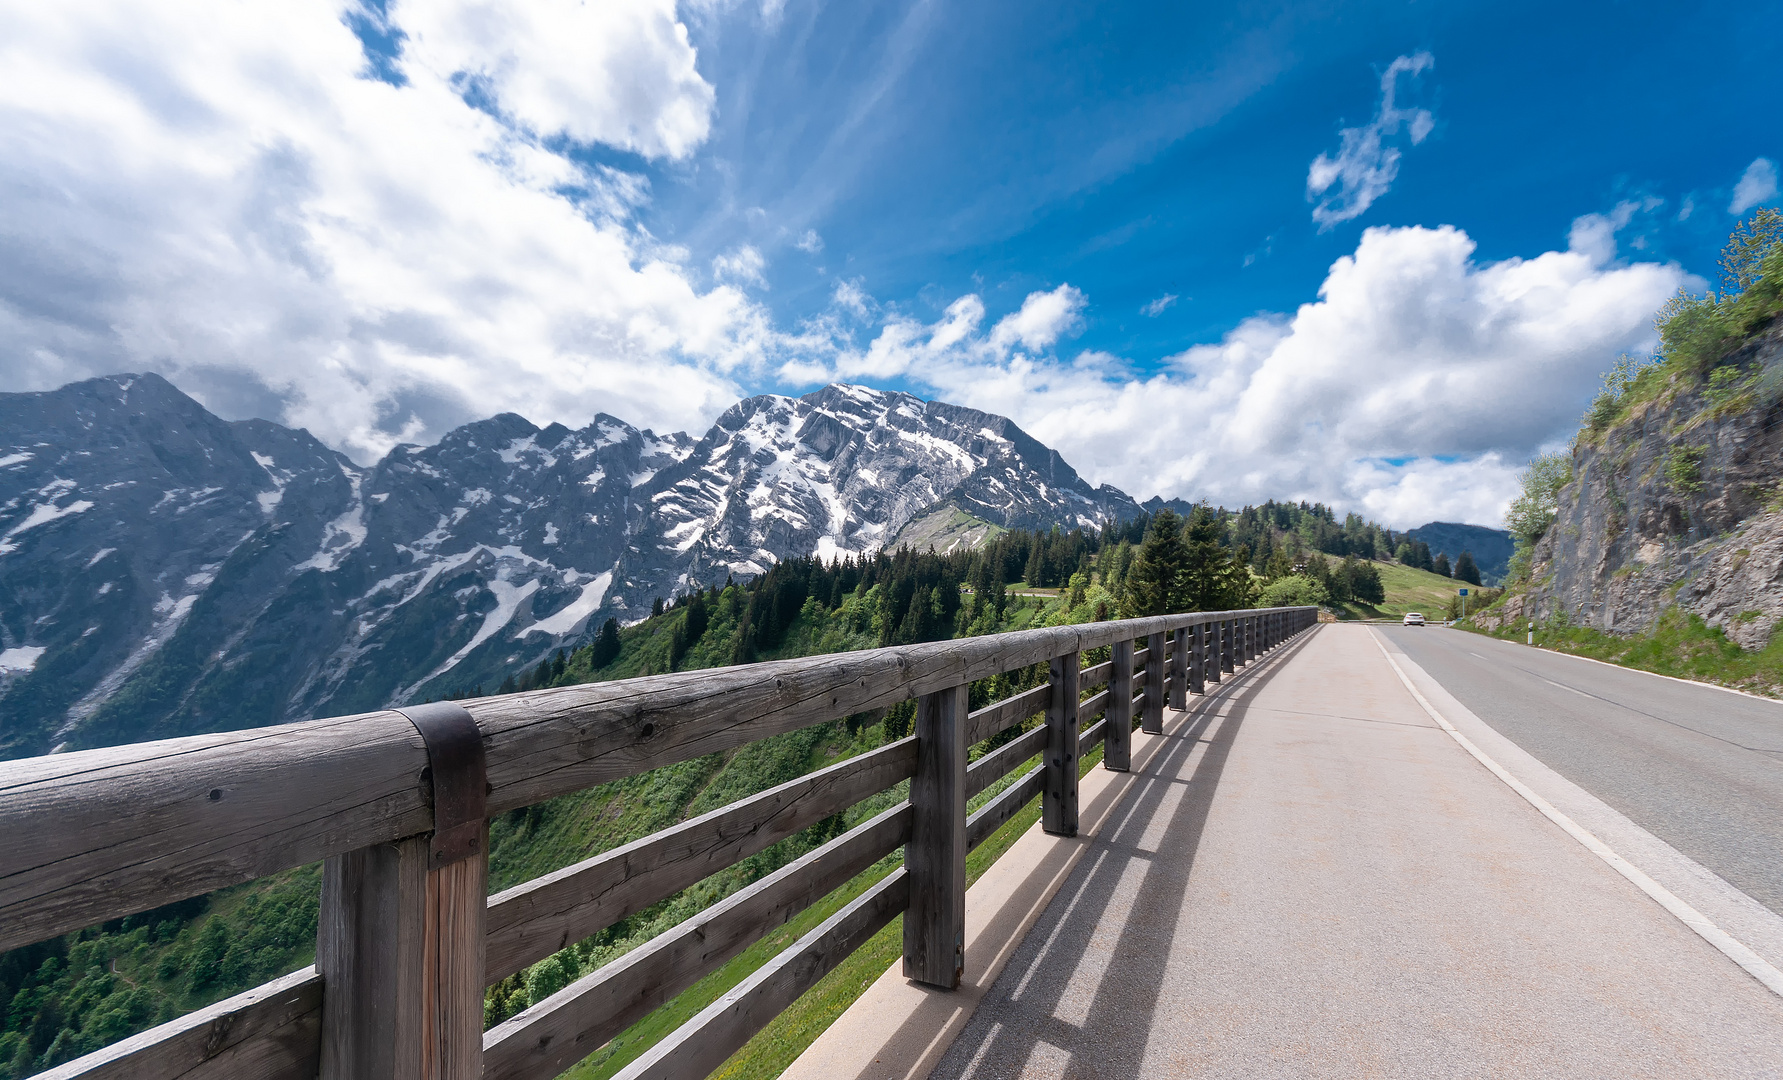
[0,374,1136,756]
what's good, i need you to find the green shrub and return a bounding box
[1664,446,1706,495]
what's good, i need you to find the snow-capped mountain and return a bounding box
[0,374,1139,757]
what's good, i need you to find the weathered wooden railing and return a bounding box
[2,605,1317,1080]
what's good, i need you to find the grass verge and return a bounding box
[1461,606,1783,699]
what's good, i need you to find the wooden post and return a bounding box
[1189,623,1206,694]
[319,836,487,1080]
[1044,651,1080,837]
[904,683,966,989]
[1104,640,1133,772]
[1169,627,1188,711]
[1244,616,1255,664]
[321,703,487,1080]
[1143,631,1165,734]
[1220,619,1234,674]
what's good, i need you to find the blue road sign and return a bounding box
[1459,588,1469,595]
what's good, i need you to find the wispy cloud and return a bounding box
[1306,53,1435,230]
[712,245,769,287]
[1141,293,1178,317]
[1730,157,1778,214]
[794,228,824,253]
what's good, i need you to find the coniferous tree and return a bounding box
[1432,552,1452,578]
[1454,551,1482,586]
[589,618,621,668]
[1123,510,1186,616]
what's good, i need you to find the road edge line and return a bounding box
[1368,628,1783,999]
[1453,625,1783,707]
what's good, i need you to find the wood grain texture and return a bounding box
[1220,619,1235,674]
[1169,628,1187,711]
[1104,639,1132,772]
[965,766,1044,852]
[1143,632,1166,734]
[904,684,966,989]
[0,608,1310,953]
[964,684,1050,747]
[1078,660,1112,693]
[1043,651,1080,838]
[319,836,428,1080]
[964,724,1047,800]
[37,966,321,1080]
[484,736,916,981]
[1076,718,1109,763]
[610,868,909,1080]
[318,828,486,1080]
[481,802,910,1080]
[424,845,486,1080]
[1189,623,1205,695]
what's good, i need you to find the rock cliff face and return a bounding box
[1510,319,1783,646]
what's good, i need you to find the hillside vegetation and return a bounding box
[5,501,1434,1078]
[1463,211,1783,697]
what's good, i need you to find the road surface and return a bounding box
[1383,624,1783,915]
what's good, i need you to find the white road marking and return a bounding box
[1540,677,1595,699]
[1371,630,1783,999]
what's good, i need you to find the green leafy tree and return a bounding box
[1505,452,1573,547]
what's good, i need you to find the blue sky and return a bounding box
[1,0,1779,525]
[650,0,1778,364]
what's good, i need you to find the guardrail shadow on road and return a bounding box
[926,627,1321,1080]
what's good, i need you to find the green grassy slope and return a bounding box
[1328,559,1473,620]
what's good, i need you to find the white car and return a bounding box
[1402,612,1425,626]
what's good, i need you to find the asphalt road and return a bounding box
[924,625,1783,1079]
[1383,624,1783,916]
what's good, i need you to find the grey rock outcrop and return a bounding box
[1515,318,1783,645]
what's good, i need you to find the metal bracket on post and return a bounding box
[394,702,488,869]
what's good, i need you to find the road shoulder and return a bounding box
[1374,628,1783,993]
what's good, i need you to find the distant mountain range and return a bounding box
[0,374,1143,757]
[0,373,1512,757]
[1403,522,1515,583]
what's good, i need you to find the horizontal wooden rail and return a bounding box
[963,682,1049,746]
[482,800,911,1080]
[965,725,1048,800]
[612,867,911,1080]
[2,608,1308,952]
[34,965,322,1080]
[23,606,1317,1080]
[484,735,916,982]
[966,765,1045,852]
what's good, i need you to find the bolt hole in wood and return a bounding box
[2,607,1313,1080]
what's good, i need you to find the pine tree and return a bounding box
[590,618,621,668]
[1454,551,1482,586]
[1124,510,1186,616]
[1432,552,1452,578]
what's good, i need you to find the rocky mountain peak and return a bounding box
[0,375,1142,758]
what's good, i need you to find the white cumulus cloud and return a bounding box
[797,224,1690,528]
[1730,157,1778,215]
[794,229,824,254]
[1307,53,1435,230]
[0,0,756,461]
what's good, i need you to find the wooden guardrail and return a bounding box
[4,605,1317,1080]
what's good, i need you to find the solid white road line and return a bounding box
[1369,629,1783,999]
